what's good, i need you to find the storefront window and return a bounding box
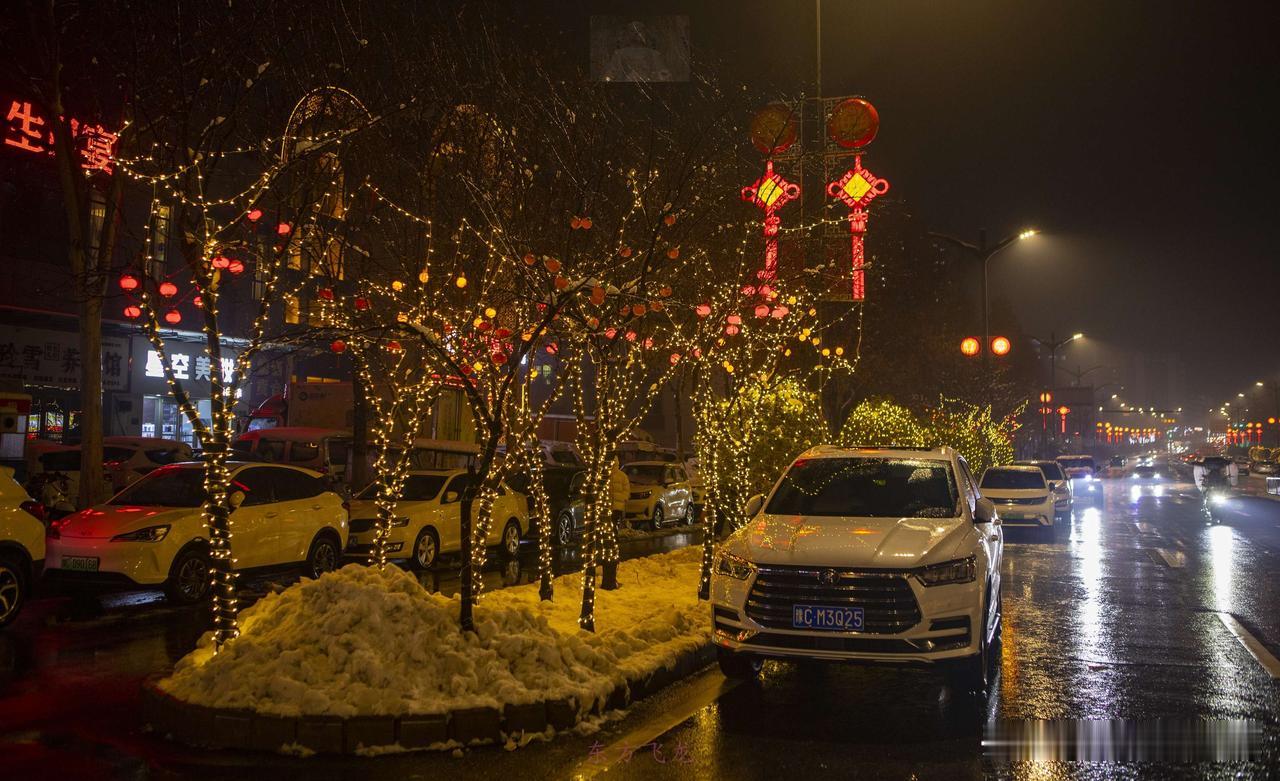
[142,395,212,448]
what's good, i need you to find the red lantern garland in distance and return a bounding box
[158,281,178,297]
[164,309,182,324]
[118,273,139,291]
[123,304,141,319]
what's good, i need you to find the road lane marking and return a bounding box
[570,669,738,779]
[1154,548,1185,568]
[1134,522,1155,535]
[1217,613,1280,680]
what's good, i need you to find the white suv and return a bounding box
[710,446,1003,695]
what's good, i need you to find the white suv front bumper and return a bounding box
[710,564,984,665]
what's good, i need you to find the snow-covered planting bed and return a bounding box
[158,547,709,719]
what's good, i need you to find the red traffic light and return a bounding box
[960,337,980,357]
[990,336,1011,356]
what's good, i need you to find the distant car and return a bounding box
[1056,455,1098,494]
[0,466,46,628]
[26,436,185,499]
[1252,460,1279,475]
[1014,460,1072,520]
[980,465,1057,538]
[346,470,529,569]
[1232,457,1250,476]
[623,461,695,530]
[232,427,353,480]
[44,462,348,604]
[1131,464,1162,480]
[506,465,583,547]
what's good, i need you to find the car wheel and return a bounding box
[164,548,211,606]
[0,554,27,628]
[947,588,994,698]
[500,520,521,559]
[649,504,664,531]
[409,527,439,571]
[306,534,341,579]
[716,647,762,680]
[556,512,574,547]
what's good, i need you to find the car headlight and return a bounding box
[916,556,976,587]
[111,524,170,543]
[715,551,755,580]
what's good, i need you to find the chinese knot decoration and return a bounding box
[740,159,799,298]
[826,155,889,301]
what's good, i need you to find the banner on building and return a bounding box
[0,327,128,391]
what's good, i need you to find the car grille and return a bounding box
[349,518,377,533]
[745,565,921,634]
[997,497,1045,506]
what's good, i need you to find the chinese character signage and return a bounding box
[130,336,240,397]
[3,99,118,173]
[0,327,128,390]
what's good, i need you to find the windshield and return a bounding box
[981,469,1046,490]
[1057,457,1094,470]
[357,474,448,501]
[765,457,959,518]
[1034,462,1066,481]
[109,468,206,507]
[623,464,666,484]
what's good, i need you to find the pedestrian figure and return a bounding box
[602,456,629,590]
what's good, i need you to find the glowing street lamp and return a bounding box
[990,335,1011,356]
[960,337,981,357]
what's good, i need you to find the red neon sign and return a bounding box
[3,99,118,173]
[826,155,889,301]
[741,159,799,300]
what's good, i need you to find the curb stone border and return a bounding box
[142,643,715,755]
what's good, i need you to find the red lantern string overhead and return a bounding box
[330,339,347,353]
[276,222,292,235]
[163,309,182,324]
[193,295,204,308]
[118,273,140,291]
[158,281,178,297]
[354,297,370,311]
[226,259,245,275]
[247,208,263,222]
[123,304,141,319]
[211,255,232,269]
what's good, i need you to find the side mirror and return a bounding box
[743,494,764,518]
[443,490,459,504]
[975,496,997,523]
[229,490,246,510]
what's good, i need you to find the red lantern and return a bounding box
[318,288,334,301]
[123,304,141,319]
[211,255,232,269]
[118,273,140,291]
[247,208,263,222]
[727,314,742,326]
[826,98,881,149]
[545,343,558,355]
[192,295,203,308]
[277,222,292,235]
[163,309,182,324]
[386,340,402,352]
[226,259,245,275]
[754,304,770,318]
[695,304,712,317]
[158,281,178,297]
[960,337,980,357]
[495,327,512,339]
[354,297,370,311]
[669,352,681,365]
[330,339,347,353]
[491,351,508,365]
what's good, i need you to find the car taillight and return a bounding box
[46,519,61,539]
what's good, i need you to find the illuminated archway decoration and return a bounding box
[826,155,889,302]
[281,86,372,162]
[740,159,799,298]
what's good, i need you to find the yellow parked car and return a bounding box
[346,470,530,569]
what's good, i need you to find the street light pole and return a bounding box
[1031,331,1083,389]
[928,228,1036,369]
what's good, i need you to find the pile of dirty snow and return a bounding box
[158,547,709,718]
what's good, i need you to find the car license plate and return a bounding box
[62,556,99,572]
[792,604,863,631]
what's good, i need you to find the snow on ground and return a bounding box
[158,547,709,719]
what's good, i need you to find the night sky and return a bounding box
[640,0,1280,416]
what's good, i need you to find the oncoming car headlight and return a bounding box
[916,556,976,587]
[111,524,171,543]
[715,552,755,580]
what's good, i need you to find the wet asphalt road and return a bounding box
[3,467,1279,779]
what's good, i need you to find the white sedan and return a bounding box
[45,462,348,604]
[346,470,530,569]
[1,466,46,628]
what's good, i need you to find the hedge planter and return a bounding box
[143,642,714,756]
